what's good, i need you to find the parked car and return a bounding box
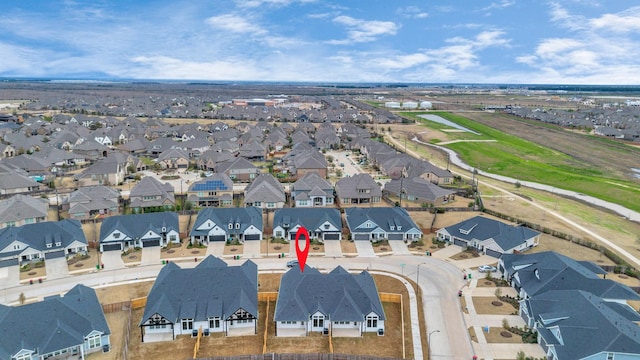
[286,260,299,268]
[478,265,497,273]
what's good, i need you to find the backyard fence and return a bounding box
[195,354,403,360]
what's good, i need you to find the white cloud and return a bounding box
[206,14,267,35]
[590,6,640,32]
[327,16,399,45]
[480,0,515,12]
[396,6,429,19]
[234,0,316,8]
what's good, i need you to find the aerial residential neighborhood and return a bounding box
[0,81,639,360]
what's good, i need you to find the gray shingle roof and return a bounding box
[244,173,285,204]
[0,284,109,359]
[0,219,86,255]
[273,208,341,233]
[99,212,179,242]
[345,207,421,234]
[274,266,385,322]
[440,215,540,252]
[525,289,640,359]
[384,177,455,201]
[189,207,262,237]
[335,173,382,200]
[141,256,258,324]
[0,194,48,224]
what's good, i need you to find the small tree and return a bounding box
[516,351,526,360]
[18,292,26,305]
[515,181,522,188]
[502,318,510,330]
[494,287,502,298]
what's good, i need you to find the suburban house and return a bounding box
[383,177,455,205]
[129,176,176,213]
[61,186,121,220]
[290,172,334,207]
[274,266,385,337]
[216,157,261,183]
[243,173,286,209]
[0,194,48,228]
[99,212,180,252]
[0,219,88,267]
[189,207,263,243]
[521,289,640,360]
[335,173,382,206]
[140,256,258,342]
[436,215,540,257]
[187,173,234,207]
[345,207,423,242]
[500,251,640,301]
[403,159,454,185]
[272,208,342,241]
[73,153,132,187]
[0,284,111,359]
[0,162,44,195]
[156,148,190,170]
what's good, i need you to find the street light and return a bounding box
[428,329,440,360]
[416,262,425,296]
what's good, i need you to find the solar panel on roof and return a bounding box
[193,180,228,191]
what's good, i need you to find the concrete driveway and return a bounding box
[388,240,411,255]
[0,265,19,287]
[141,247,161,266]
[324,240,342,257]
[243,240,262,259]
[45,258,69,280]
[353,240,376,257]
[100,251,125,270]
[206,241,226,257]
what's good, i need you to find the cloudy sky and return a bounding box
[1,1,640,84]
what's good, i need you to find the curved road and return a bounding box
[0,256,473,360]
[388,134,640,269]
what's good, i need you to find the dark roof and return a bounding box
[274,266,385,322]
[190,207,263,237]
[99,212,179,242]
[525,290,640,359]
[0,284,109,359]
[345,207,421,234]
[141,256,258,324]
[0,219,86,253]
[440,215,540,251]
[273,208,341,232]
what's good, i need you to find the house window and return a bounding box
[7,221,15,227]
[46,243,52,248]
[235,223,240,229]
[86,334,101,349]
[312,315,324,328]
[366,223,371,228]
[280,321,297,324]
[275,231,283,238]
[55,242,61,247]
[169,235,176,242]
[390,226,395,230]
[209,317,221,328]
[607,354,615,360]
[366,315,378,328]
[113,232,120,239]
[267,202,275,208]
[299,200,307,206]
[24,218,35,224]
[228,223,233,229]
[182,319,193,330]
[254,201,261,207]
[13,244,19,250]
[15,352,31,360]
[324,224,330,230]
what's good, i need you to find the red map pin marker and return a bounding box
[295,226,310,272]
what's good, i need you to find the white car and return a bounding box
[478,265,497,273]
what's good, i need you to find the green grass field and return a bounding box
[404,111,640,213]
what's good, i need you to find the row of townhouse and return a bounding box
[140,256,386,342]
[98,206,423,252]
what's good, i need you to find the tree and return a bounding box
[515,181,522,188]
[18,292,26,305]
[516,351,526,360]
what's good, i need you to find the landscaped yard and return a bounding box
[472,297,518,316]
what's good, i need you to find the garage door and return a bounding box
[353,233,369,241]
[45,250,66,259]
[453,239,467,247]
[102,243,122,251]
[324,233,340,240]
[0,258,18,268]
[209,235,226,242]
[142,239,160,247]
[245,234,261,241]
[388,233,404,240]
[485,249,502,258]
